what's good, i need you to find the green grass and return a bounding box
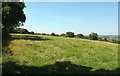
[2,34,119,74]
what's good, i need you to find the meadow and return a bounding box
[2,34,119,74]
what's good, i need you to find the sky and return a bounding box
[21,2,118,35]
[23,0,119,2]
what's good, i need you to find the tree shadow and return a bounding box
[11,35,51,41]
[2,60,120,75]
[2,34,13,55]
[2,34,12,48]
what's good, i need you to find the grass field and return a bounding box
[2,34,119,74]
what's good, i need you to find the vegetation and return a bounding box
[2,34,119,74]
[51,32,59,36]
[41,33,47,35]
[60,33,66,37]
[51,32,56,36]
[28,31,35,34]
[2,2,26,47]
[75,34,84,38]
[65,32,75,38]
[11,28,29,34]
[10,29,120,44]
[89,32,98,40]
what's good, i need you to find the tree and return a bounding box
[65,32,75,38]
[75,34,84,38]
[89,32,98,40]
[2,2,26,46]
[51,32,56,36]
[2,2,26,33]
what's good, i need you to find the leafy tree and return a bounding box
[75,34,84,38]
[51,32,56,36]
[2,2,26,34]
[2,2,26,46]
[89,32,98,40]
[65,32,75,38]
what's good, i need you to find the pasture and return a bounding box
[2,34,119,74]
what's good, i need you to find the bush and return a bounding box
[89,32,98,40]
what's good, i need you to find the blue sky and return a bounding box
[21,2,118,35]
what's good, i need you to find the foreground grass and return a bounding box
[2,34,119,74]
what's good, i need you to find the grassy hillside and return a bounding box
[2,34,119,74]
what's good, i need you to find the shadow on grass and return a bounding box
[11,35,51,41]
[2,61,120,75]
[2,35,12,48]
[2,34,13,55]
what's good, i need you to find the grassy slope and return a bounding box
[3,34,119,74]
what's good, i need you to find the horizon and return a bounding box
[20,2,118,35]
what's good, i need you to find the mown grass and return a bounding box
[2,34,119,74]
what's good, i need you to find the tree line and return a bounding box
[10,28,120,44]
